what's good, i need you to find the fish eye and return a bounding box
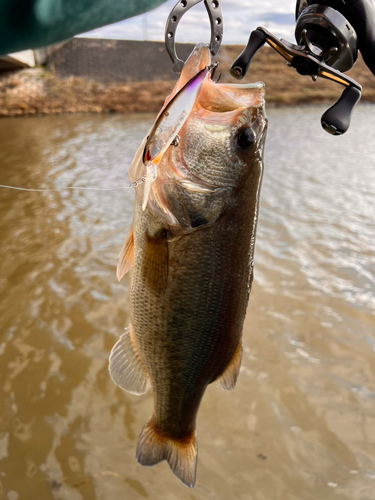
[236,127,255,149]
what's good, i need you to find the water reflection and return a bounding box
[0,107,374,499]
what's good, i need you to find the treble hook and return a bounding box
[165,0,223,73]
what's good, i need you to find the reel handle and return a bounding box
[229,26,362,135]
[321,86,361,135]
[230,29,266,79]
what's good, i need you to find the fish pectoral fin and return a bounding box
[215,342,243,391]
[136,417,197,488]
[116,225,134,281]
[142,232,168,295]
[109,325,151,395]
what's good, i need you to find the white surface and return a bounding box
[6,50,35,67]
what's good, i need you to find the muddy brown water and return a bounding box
[0,106,374,500]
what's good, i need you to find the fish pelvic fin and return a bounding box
[136,417,198,488]
[116,225,134,281]
[215,342,243,391]
[109,325,151,395]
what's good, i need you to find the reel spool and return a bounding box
[295,4,358,72]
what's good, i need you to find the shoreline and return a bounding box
[1,45,374,117]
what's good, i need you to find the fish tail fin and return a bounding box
[136,417,197,488]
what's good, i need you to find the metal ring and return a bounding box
[165,0,223,73]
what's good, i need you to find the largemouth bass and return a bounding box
[109,43,267,487]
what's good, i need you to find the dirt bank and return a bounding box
[0,45,374,116]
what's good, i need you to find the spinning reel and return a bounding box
[231,1,362,135]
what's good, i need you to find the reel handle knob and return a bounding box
[230,29,267,79]
[321,86,361,135]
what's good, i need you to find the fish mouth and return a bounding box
[165,43,266,115]
[197,80,265,114]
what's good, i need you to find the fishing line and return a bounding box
[0,176,146,193]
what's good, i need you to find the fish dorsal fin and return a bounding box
[116,225,134,281]
[109,325,151,395]
[215,342,243,391]
[142,232,168,295]
[136,417,197,488]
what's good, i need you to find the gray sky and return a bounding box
[78,0,297,46]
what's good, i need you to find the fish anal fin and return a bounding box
[109,325,151,395]
[136,417,197,488]
[116,225,134,281]
[142,232,168,295]
[215,342,243,391]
